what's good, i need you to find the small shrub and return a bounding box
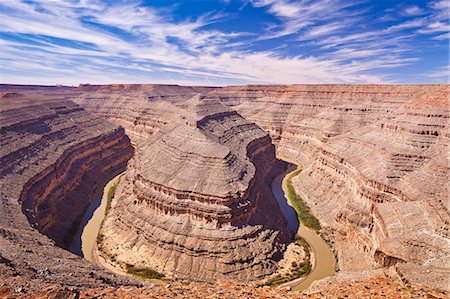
[125,264,164,279]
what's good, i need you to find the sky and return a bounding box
[0,0,448,86]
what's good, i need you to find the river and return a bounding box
[72,159,334,290]
[69,173,123,261]
[272,159,336,291]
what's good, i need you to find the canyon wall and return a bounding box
[0,84,448,293]
[74,84,449,289]
[73,85,216,143]
[207,84,450,289]
[0,99,136,290]
[98,99,292,282]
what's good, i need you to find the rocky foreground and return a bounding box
[1,277,448,299]
[0,84,448,298]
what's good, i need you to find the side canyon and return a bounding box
[0,84,448,297]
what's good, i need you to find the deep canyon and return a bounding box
[0,84,448,298]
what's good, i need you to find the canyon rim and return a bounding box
[1,0,449,298]
[0,84,448,298]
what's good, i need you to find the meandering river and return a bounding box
[272,159,336,291]
[69,173,123,261]
[73,159,334,290]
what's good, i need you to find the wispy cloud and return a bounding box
[402,6,426,16]
[251,0,364,40]
[0,0,448,85]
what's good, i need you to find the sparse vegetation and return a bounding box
[261,238,312,286]
[97,174,123,252]
[126,264,164,279]
[285,166,321,233]
[105,176,121,216]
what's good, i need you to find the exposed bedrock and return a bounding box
[73,85,217,143]
[0,100,136,290]
[99,100,292,282]
[71,84,449,289]
[1,84,448,292]
[207,84,450,289]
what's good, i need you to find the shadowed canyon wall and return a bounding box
[0,98,137,289]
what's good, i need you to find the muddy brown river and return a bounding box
[272,158,336,291]
[69,173,123,261]
[73,158,334,290]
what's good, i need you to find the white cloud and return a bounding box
[432,32,449,40]
[418,21,449,34]
[424,66,450,81]
[0,0,447,85]
[385,18,426,32]
[303,22,349,38]
[403,6,426,16]
[251,0,365,40]
[429,0,450,20]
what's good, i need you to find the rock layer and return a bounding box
[0,83,448,293]
[208,84,450,289]
[99,100,291,282]
[0,99,136,290]
[74,84,450,289]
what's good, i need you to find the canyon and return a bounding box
[98,99,292,282]
[0,84,448,298]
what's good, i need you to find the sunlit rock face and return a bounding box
[77,84,449,289]
[99,99,292,282]
[0,83,448,292]
[207,84,450,290]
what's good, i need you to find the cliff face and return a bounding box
[73,85,217,142]
[0,84,448,294]
[207,84,450,289]
[74,84,449,289]
[99,100,291,282]
[0,100,136,290]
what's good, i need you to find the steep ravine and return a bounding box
[73,84,449,291]
[0,100,137,290]
[21,128,133,248]
[0,84,448,296]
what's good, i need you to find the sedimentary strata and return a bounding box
[99,100,292,282]
[73,85,216,143]
[0,99,136,290]
[0,83,448,295]
[208,84,450,289]
[75,83,450,289]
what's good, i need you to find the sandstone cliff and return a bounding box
[0,99,137,290]
[99,99,292,282]
[0,84,448,295]
[208,84,450,289]
[74,84,450,290]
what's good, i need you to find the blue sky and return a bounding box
[0,0,448,85]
